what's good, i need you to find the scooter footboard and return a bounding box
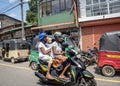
[82,70,94,78]
[35,72,46,80]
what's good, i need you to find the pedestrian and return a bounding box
[1,43,5,58]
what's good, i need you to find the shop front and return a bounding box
[0,25,35,40]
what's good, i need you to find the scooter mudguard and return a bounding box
[82,70,94,78]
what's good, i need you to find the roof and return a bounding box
[0,14,21,22]
[31,22,75,31]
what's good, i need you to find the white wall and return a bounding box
[79,0,120,22]
[79,0,86,18]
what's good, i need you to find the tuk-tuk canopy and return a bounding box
[99,31,120,52]
[32,35,40,51]
[2,39,30,50]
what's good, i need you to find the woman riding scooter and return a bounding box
[38,32,54,79]
[52,32,71,80]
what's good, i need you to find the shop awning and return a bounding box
[31,22,76,31]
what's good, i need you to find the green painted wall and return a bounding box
[38,12,74,26]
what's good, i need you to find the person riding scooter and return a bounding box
[38,32,70,80]
[38,32,54,79]
[52,32,70,80]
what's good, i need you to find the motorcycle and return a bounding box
[79,49,98,66]
[35,43,97,86]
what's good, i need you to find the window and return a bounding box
[117,35,120,50]
[86,0,92,5]
[86,0,120,17]
[42,2,47,16]
[93,0,99,4]
[47,1,52,15]
[52,0,60,14]
[100,3,108,15]
[100,0,106,2]
[60,0,66,11]
[86,6,93,16]
[109,0,120,13]
[66,0,72,11]
[41,0,52,16]
[93,5,100,16]
[17,43,30,50]
[40,0,72,16]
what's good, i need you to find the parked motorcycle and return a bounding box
[79,49,98,66]
[35,44,97,86]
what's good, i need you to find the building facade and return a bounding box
[79,0,120,50]
[0,14,36,40]
[0,14,21,28]
[31,0,80,45]
[0,24,35,40]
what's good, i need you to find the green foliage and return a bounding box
[26,10,37,24]
[26,0,41,25]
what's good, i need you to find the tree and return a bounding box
[26,0,40,25]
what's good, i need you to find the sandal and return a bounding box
[59,76,69,80]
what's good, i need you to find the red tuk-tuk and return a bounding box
[98,31,120,77]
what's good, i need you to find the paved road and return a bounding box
[87,65,120,86]
[0,60,120,86]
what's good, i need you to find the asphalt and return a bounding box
[0,60,120,86]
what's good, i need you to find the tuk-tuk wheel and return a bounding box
[102,66,115,77]
[30,61,38,70]
[11,57,15,64]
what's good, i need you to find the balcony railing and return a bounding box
[86,1,120,17]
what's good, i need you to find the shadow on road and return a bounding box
[37,80,62,86]
[0,59,28,64]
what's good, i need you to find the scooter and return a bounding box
[35,44,97,86]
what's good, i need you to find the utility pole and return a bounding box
[20,0,26,40]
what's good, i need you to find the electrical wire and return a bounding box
[0,0,19,14]
[0,1,28,14]
[0,3,20,14]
